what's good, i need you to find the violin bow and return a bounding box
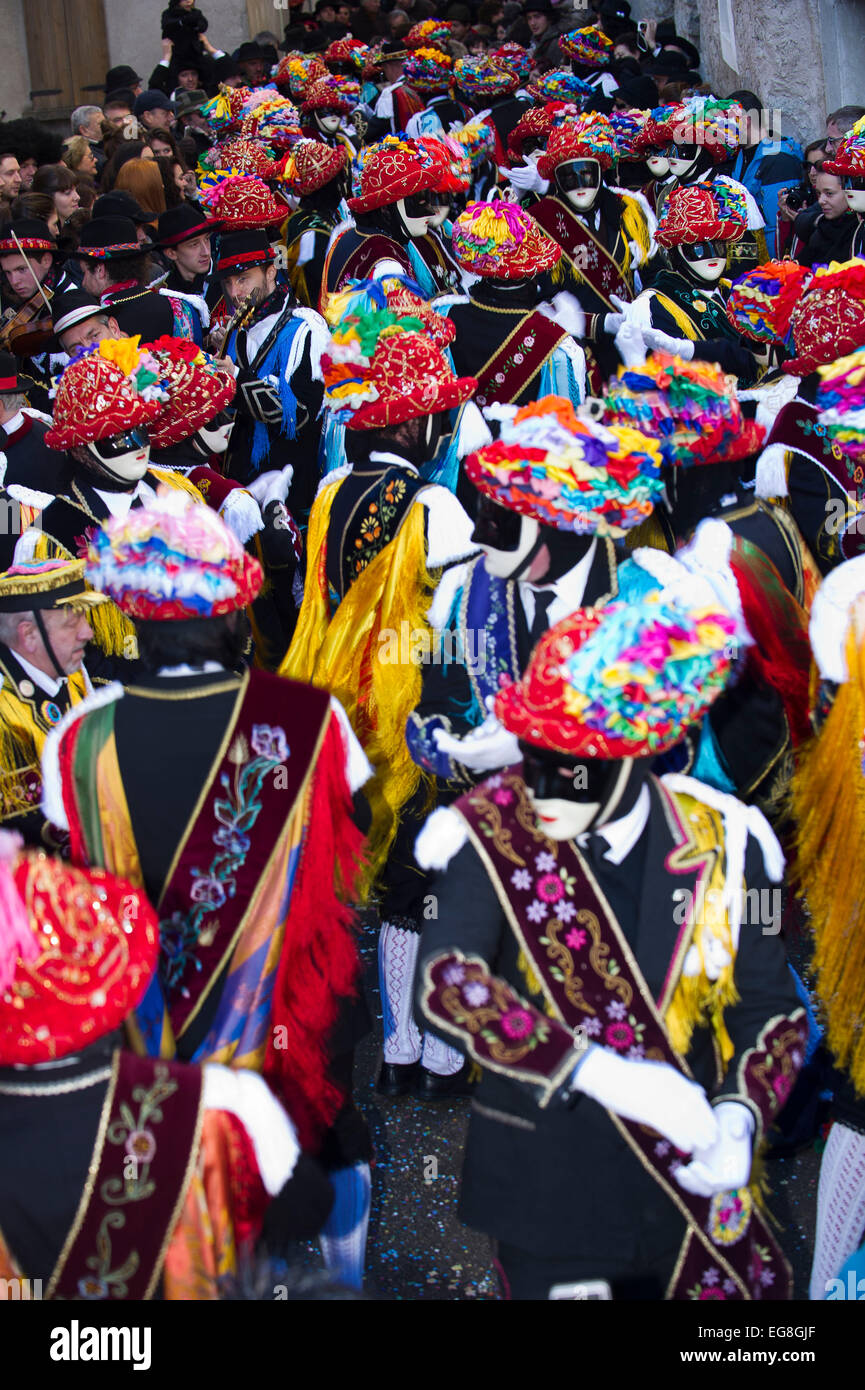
[9,229,53,314]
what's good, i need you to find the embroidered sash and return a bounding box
[453,773,793,1301]
[474,310,568,410]
[48,1052,203,1301]
[532,198,632,309]
[324,232,413,298]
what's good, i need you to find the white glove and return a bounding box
[614,320,647,368]
[499,162,549,196]
[573,1045,720,1153]
[641,327,695,360]
[673,1101,754,1196]
[603,294,631,335]
[247,464,294,509]
[432,711,521,773]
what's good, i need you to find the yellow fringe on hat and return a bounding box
[24,529,137,659]
[792,628,865,1096]
[663,792,739,1066]
[281,479,436,894]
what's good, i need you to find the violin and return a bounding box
[0,285,55,357]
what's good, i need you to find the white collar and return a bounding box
[93,478,154,518]
[2,411,25,435]
[11,649,64,697]
[368,450,418,475]
[579,782,651,864]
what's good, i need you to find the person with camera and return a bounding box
[776,140,826,255]
[795,168,860,267]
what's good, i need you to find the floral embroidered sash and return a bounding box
[48,1052,203,1301]
[152,670,331,1041]
[473,311,568,411]
[456,774,792,1301]
[531,198,632,310]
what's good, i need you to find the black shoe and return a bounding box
[414,1060,475,1100]
[376,1061,419,1097]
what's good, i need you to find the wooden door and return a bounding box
[23,0,109,117]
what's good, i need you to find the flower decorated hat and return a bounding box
[142,337,237,450]
[601,352,765,467]
[453,56,520,101]
[816,345,865,469]
[464,395,665,538]
[508,103,566,161]
[632,106,679,155]
[324,36,370,70]
[609,108,649,160]
[0,845,159,1066]
[300,75,355,116]
[278,138,348,196]
[200,174,288,230]
[537,112,618,176]
[44,338,167,451]
[823,113,865,178]
[660,98,747,163]
[725,260,811,344]
[782,259,865,377]
[559,26,614,68]
[274,53,329,98]
[655,183,747,247]
[491,42,531,82]
[452,199,560,279]
[348,135,448,214]
[406,18,452,49]
[198,135,278,182]
[527,69,593,106]
[85,488,263,620]
[404,46,453,94]
[324,274,456,350]
[495,572,737,759]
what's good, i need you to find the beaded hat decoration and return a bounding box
[490,42,531,82]
[464,395,665,537]
[44,338,167,451]
[816,346,865,467]
[451,199,561,279]
[199,174,288,229]
[609,108,649,160]
[824,114,865,178]
[601,352,765,467]
[278,138,348,195]
[537,112,618,175]
[725,260,811,343]
[527,69,593,106]
[348,135,448,214]
[301,75,355,115]
[661,98,747,163]
[655,182,747,246]
[783,258,865,377]
[406,18,452,48]
[559,26,614,68]
[453,56,520,100]
[141,337,237,450]
[0,851,160,1066]
[404,46,453,93]
[324,37,370,70]
[495,581,737,759]
[85,487,263,621]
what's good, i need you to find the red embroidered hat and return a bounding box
[654,183,746,247]
[326,331,476,430]
[453,56,520,100]
[507,103,561,161]
[301,75,355,115]
[202,135,279,180]
[823,116,865,178]
[279,138,348,196]
[274,52,328,97]
[452,200,561,279]
[783,259,865,376]
[44,340,165,451]
[324,36,370,70]
[537,113,618,175]
[142,338,236,450]
[632,110,677,155]
[0,850,159,1066]
[200,174,289,230]
[348,136,448,214]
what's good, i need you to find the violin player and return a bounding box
[0,219,72,412]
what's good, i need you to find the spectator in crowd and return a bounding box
[100,141,156,192]
[727,89,804,256]
[104,64,143,97]
[351,0,392,42]
[8,192,60,240]
[797,168,859,266]
[113,158,168,224]
[103,90,138,125]
[31,164,81,231]
[62,136,99,180]
[825,105,865,155]
[134,91,176,135]
[0,152,21,212]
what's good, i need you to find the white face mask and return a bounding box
[687,254,726,283]
[528,759,634,840]
[846,187,865,212]
[89,442,150,483]
[396,197,431,238]
[197,420,233,453]
[480,514,539,578]
[566,186,600,211]
[646,155,670,177]
[317,112,342,134]
[668,155,699,178]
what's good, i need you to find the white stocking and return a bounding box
[809,1122,865,1299]
[378,921,422,1065]
[421,1031,465,1077]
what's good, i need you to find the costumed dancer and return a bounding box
[41,492,374,1288]
[280,140,351,313]
[0,560,106,847]
[559,24,619,100]
[404,47,472,141]
[452,57,530,174]
[280,300,479,1098]
[76,217,181,342]
[299,76,359,158]
[407,393,665,783]
[531,112,656,383]
[0,218,69,411]
[793,560,865,1298]
[414,566,807,1300]
[752,260,865,576]
[0,838,334,1298]
[217,226,330,528]
[442,199,587,413]
[0,350,73,564]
